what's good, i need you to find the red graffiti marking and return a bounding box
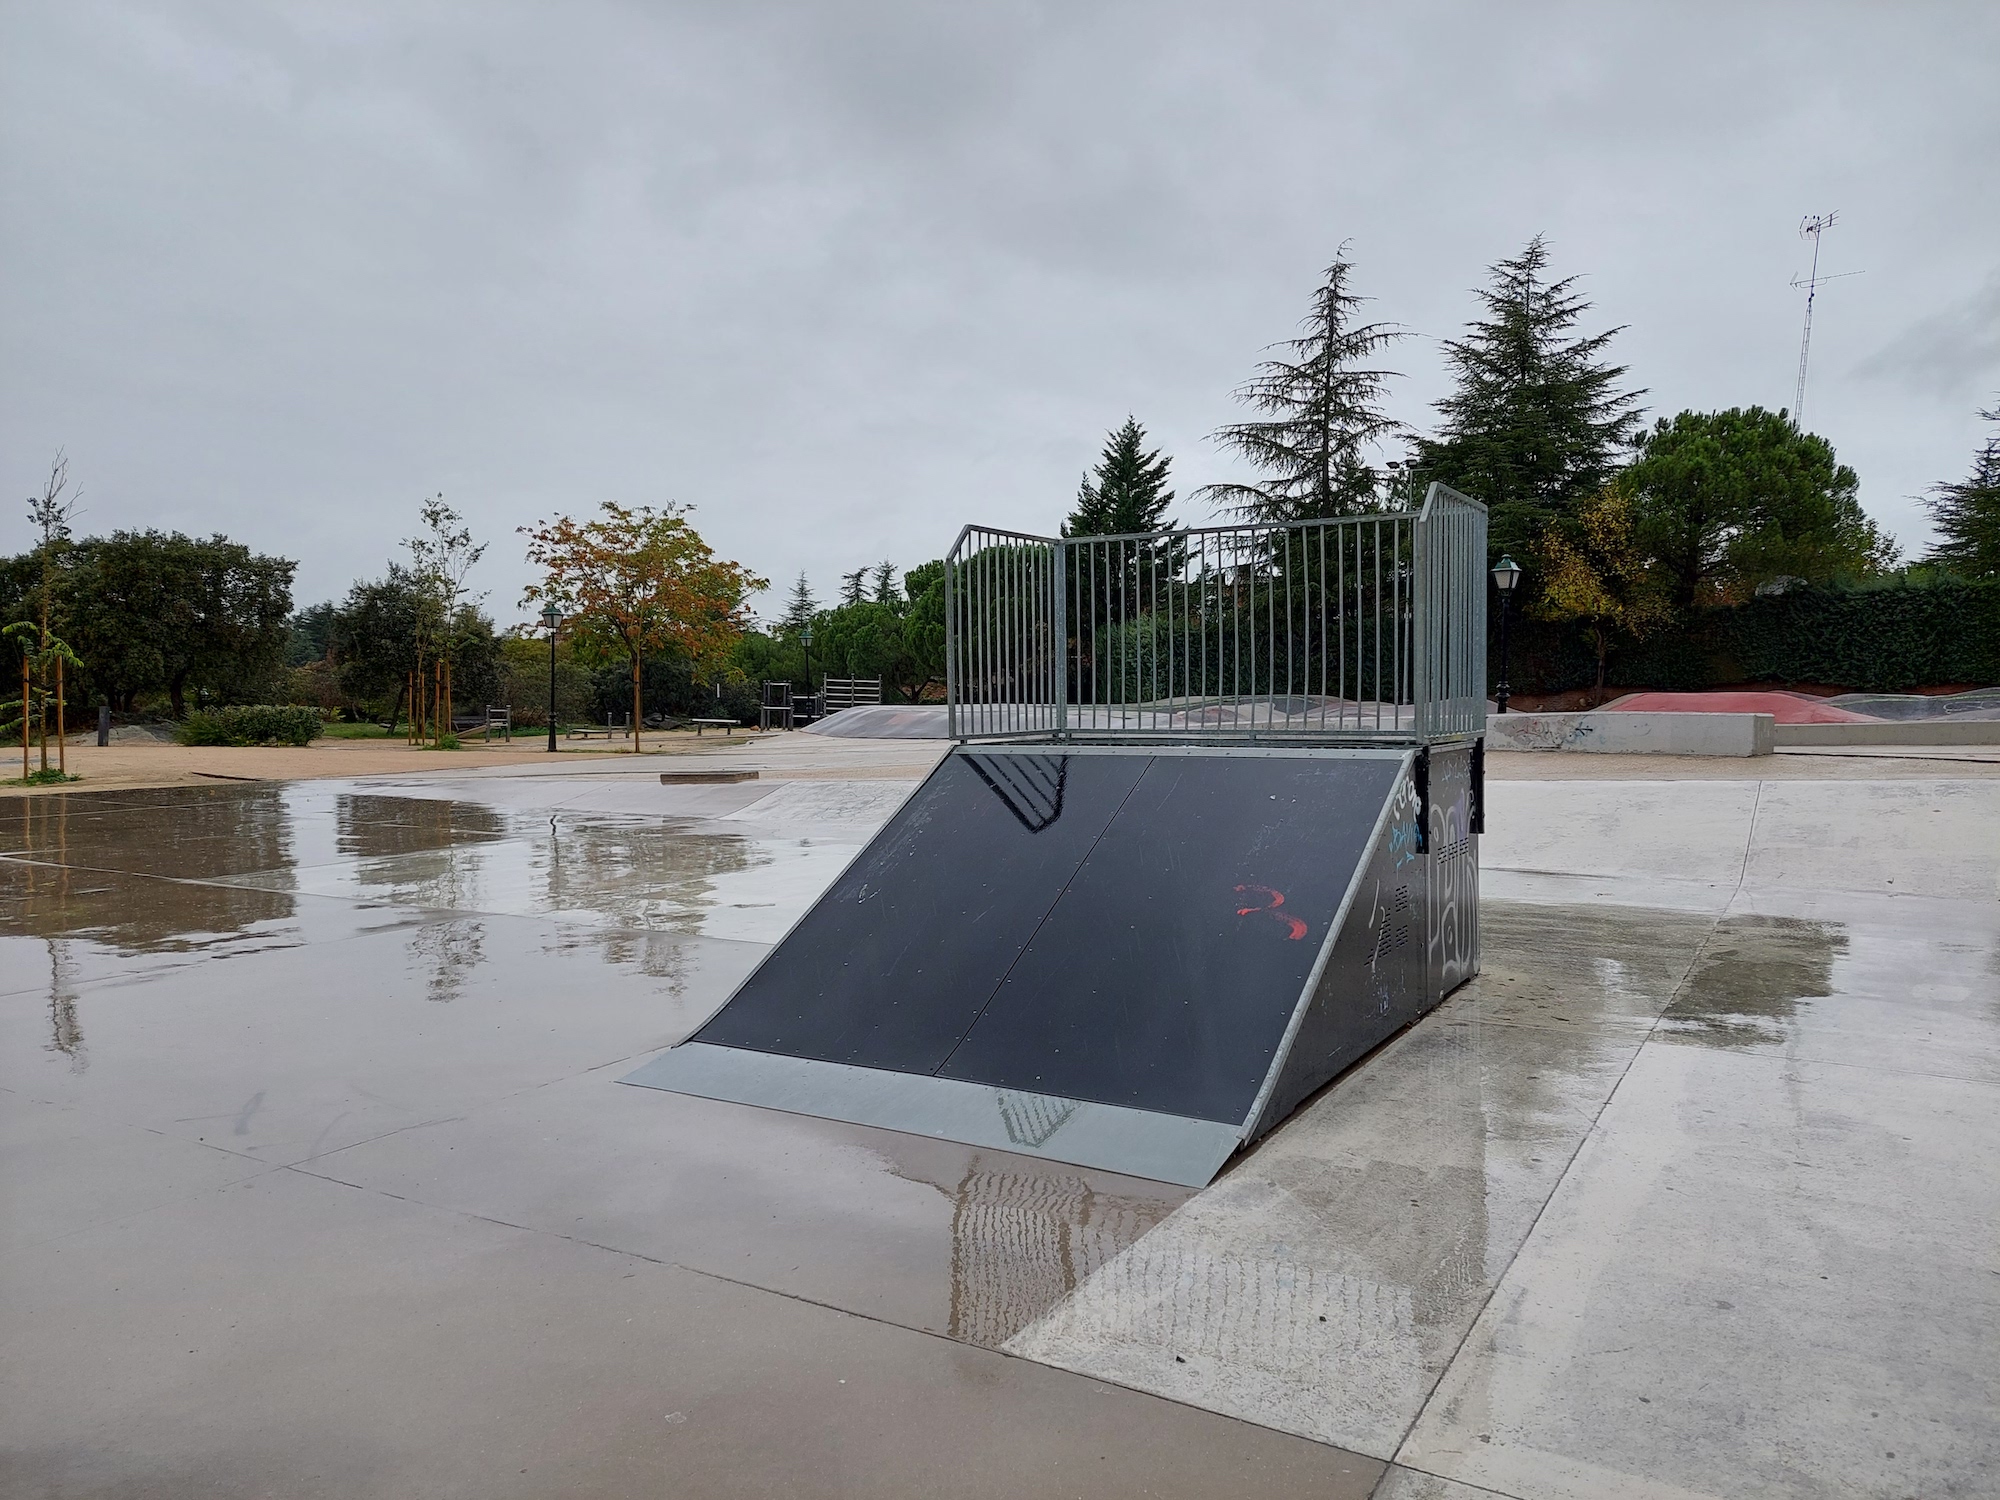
[1234,884,1309,941]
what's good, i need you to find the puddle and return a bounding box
[1658,914,1846,1049]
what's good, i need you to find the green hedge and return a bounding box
[1501,576,2000,695]
[176,705,323,747]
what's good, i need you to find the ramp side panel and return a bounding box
[937,754,1405,1124]
[621,1042,1242,1188]
[1249,744,1481,1140]
[693,751,1147,1073]
[1426,743,1481,996]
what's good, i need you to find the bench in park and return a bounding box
[690,718,739,736]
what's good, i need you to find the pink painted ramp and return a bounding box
[1606,691,1877,723]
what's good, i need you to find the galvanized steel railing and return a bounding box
[945,482,1487,745]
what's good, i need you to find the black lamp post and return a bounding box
[801,623,814,722]
[1491,555,1522,714]
[540,603,561,752]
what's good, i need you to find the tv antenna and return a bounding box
[1790,212,1863,427]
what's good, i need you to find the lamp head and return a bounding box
[540,603,561,629]
[1491,555,1523,594]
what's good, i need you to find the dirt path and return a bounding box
[0,729,775,797]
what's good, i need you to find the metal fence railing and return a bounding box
[945,483,1487,746]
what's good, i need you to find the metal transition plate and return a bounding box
[622,1043,1244,1188]
[622,743,1432,1186]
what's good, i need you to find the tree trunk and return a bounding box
[19,650,28,781]
[631,654,642,754]
[1592,625,1609,707]
[385,680,407,735]
[169,672,188,720]
[55,656,64,774]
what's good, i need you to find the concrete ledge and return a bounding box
[1487,711,1775,757]
[1775,719,2000,747]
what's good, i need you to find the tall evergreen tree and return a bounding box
[1926,402,2000,577]
[1064,417,1175,537]
[1412,235,1644,559]
[1197,253,1404,521]
[838,568,866,607]
[871,560,898,604]
[780,571,819,632]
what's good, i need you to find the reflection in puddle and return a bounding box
[1660,914,1847,1049]
[0,795,299,953]
[44,938,86,1073]
[943,1158,1176,1348]
[410,917,486,1004]
[335,793,509,859]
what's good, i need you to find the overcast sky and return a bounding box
[4,1,1996,625]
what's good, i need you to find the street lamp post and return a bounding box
[1491,555,1522,715]
[801,623,814,723]
[540,603,561,753]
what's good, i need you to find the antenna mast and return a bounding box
[1790,212,1862,428]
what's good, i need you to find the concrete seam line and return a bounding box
[1735,780,1766,895]
[677,1260,1387,1452]
[1368,1463,1523,1500]
[1388,904,1726,1465]
[280,1161,676,1266]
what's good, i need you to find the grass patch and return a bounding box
[318,721,396,739]
[5,767,82,787]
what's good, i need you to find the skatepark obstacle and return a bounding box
[626,486,1488,1184]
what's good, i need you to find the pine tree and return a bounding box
[780,571,819,632]
[1197,253,1404,522]
[1413,235,1644,559]
[1064,417,1175,537]
[838,568,867,607]
[871,560,898,604]
[1926,403,2000,577]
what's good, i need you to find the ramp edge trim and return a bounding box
[1239,747,1416,1140]
[619,1042,1243,1188]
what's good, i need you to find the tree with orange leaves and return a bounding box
[520,502,764,752]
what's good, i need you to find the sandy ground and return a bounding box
[0,727,776,796]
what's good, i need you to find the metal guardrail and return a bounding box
[945,483,1487,745]
[821,678,883,712]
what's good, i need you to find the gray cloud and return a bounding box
[1857,271,2000,401]
[3,0,1997,612]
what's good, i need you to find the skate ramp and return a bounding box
[625,743,1478,1184]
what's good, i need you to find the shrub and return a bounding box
[175,704,322,747]
[1503,573,2000,695]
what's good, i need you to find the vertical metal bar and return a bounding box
[1283,527,1294,730]
[1373,519,1382,732]
[1021,537,1031,733]
[1231,531,1241,728]
[972,530,979,734]
[1318,521,1329,730]
[945,540,958,739]
[1052,537,1067,740]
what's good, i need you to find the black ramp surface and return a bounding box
[693,752,1147,1072]
[938,754,1403,1123]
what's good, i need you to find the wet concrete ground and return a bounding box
[4,746,1997,1498]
